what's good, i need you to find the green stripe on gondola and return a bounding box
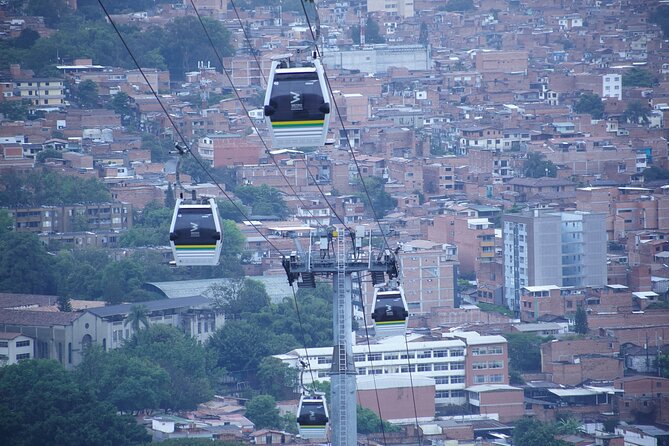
[272,120,324,127]
[376,320,405,326]
[175,245,217,250]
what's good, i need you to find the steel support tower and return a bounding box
[284,227,396,446]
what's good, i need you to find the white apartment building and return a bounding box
[602,73,622,100]
[275,332,508,407]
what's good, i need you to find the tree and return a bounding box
[207,278,270,317]
[25,0,70,27]
[109,92,136,128]
[642,166,669,182]
[234,184,289,219]
[0,359,150,445]
[57,295,72,312]
[573,92,604,119]
[76,347,170,414]
[36,148,63,163]
[502,332,547,372]
[0,99,30,121]
[523,152,557,178]
[0,210,13,235]
[355,176,397,219]
[350,17,386,45]
[124,304,150,333]
[440,0,475,11]
[513,418,566,446]
[76,79,100,109]
[657,353,669,378]
[13,28,40,49]
[574,306,588,334]
[0,232,57,294]
[165,183,176,209]
[419,22,429,45]
[622,100,651,125]
[245,395,282,430]
[622,67,657,87]
[123,325,214,410]
[357,406,401,434]
[256,357,298,400]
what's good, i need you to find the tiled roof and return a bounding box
[87,295,211,318]
[0,309,81,326]
[0,293,58,309]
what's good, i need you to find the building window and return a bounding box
[435,391,450,398]
[451,390,465,398]
[434,350,448,357]
[417,364,431,372]
[400,365,415,373]
[451,363,465,370]
[451,376,465,384]
[354,354,366,362]
[16,353,30,361]
[450,349,464,357]
[16,340,30,348]
[384,353,399,360]
[416,350,432,359]
[433,363,449,371]
[0,341,7,347]
[367,353,382,361]
[318,356,332,364]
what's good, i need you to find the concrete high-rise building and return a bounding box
[503,210,607,313]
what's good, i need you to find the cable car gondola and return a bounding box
[371,285,409,338]
[263,58,331,149]
[169,198,222,266]
[297,394,329,439]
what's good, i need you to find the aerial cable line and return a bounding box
[97,0,286,258]
[229,0,268,87]
[355,272,390,446]
[213,0,349,231]
[188,0,335,234]
[300,2,422,442]
[226,0,350,231]
[299,0,393,253]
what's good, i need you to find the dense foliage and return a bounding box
[207,282,333,386]
[0,169,111,207]
[513,418,574,446]
[523,152,557,178]
[502,332,551,373]
[357,406,402,434]
[574,306,588,334]
[622,67,658,88]
[350,18,386,45]
[0,359,150,446]
[0,8,232,80]
[234,184,290,219]
[355,176,397,219]
[573,92,604,119]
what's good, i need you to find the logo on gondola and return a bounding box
[190,222,200,238]
[290,91,303,111]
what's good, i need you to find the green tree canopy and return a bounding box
[124,304,150,333]
[502,332,549,372]
[256,357,299,400]
[523,152,557,178]
[573,92,604,119]
[0,99,30,121]
[234,184,289,219]
[513,418,568,446]
[357,405,402,434]
[0,232,57,294]
[350,17,386,45]
[440,0,475,11]
[574,306,589,334]
[0,169,111,207]
[622,67,657,87]
[75,79,100,109]
[356,176,397,219]
[0,210,13,235]
[0,359,150,445]
[207,278,271,317]
[622,100,652,125]
[642,166,669,182]
[123,324,214,410]
[245,395,283,430]
[76,347,171,414]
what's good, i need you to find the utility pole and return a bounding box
[283,226,397,446]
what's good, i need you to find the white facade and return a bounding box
[602,73,622,100]
[277,332,505,406]
[0,333,33,366]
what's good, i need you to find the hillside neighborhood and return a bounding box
[1,0,669,445]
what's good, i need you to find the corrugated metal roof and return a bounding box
[87,295,211,318]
